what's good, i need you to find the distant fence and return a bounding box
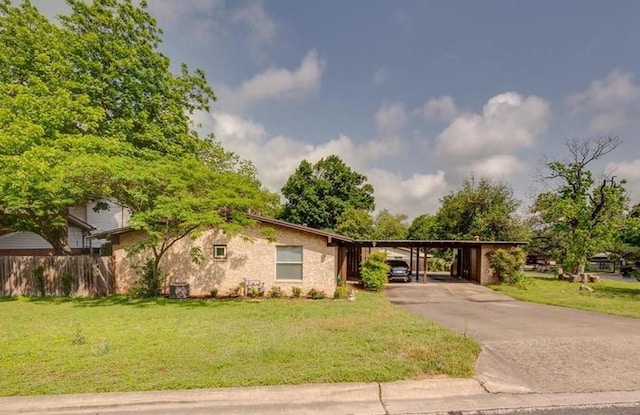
[0,256,114,297]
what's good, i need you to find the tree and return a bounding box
[0,0,216,254]
[0,1,114,253]
[407,214,440,240]
[59,0,214,156]
[532,137,627,273]
[373,209,408,240]
[335,207,374,239]
[434,174,526,241]
[279,155,375,230]
[111,151,278,286]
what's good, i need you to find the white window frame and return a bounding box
[275,245,303,280]
[213,244,227,260]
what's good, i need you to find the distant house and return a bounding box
[0,200,130,256]
[88,214,352,297]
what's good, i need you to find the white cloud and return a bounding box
[419,96,459,122]
[231,1,278,46]
[209,111,354,191]
[608,159,640,181]
[219,50,326,112]
[566,70,640,133]
[360,135,405,161]
[147,0,224,25]
[206,111,446,218]
[369,169,448,217]
[374,102,407,134]
[467,154,527,179]
[435,92,550,160]
[209,112,268,144]
[371,68,388,85]
[608,159,640,203]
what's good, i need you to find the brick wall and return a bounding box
[111,223,338,297]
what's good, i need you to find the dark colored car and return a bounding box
[386,259,412,283]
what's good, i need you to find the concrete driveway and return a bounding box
[385,278,640,394]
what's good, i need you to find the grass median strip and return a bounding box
[491,277,640,319]
[0,291,480,396]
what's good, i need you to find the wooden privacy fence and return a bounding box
[0,256,114,297]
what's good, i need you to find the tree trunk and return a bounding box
[44,229,73,256]
[575,263,585,275]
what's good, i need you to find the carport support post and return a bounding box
[409,247,414,280]
[422,247,428,284]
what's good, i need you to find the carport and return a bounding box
[337,240,526,286]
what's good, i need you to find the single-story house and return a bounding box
[89,213,526,296]
[89,214,353,297]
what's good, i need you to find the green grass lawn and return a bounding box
[491,276,640,319]
[0,292,480,396]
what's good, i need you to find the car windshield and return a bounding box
[386,260,408,267]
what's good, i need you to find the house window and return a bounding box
[213,245,227,260]
[276,246,303,280]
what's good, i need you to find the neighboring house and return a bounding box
[89,215,353,297]
[0,200,130,256]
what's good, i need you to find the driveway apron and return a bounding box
[385,280,640,394]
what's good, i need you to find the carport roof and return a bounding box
[348,240,527,249]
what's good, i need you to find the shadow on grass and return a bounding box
[0,296,18,302]
[17,295,247,309]
[594,285,640,300]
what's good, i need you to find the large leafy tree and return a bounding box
[407,214,440,240]
[372,209,408,240]
[434,174,526,241]
[59,0,214,156]
[279,155,375,230]
[111,147,278,282]
[0,0,217,254]
[532,137,627,273]
[0,1,115,253]
[335,207,374,239]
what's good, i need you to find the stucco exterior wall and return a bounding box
[481,245,505,285]
[111,223,338,297]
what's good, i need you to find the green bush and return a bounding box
[60,273,73,297]
[209,288,218,298]
[360,251,388,291]
[291,286,302,298]
[307,288,326,299]
[488,248,526,285]
[427,257,449,272]
[333,285,350,299]
[267,286,283,298]
[128,260,164,298]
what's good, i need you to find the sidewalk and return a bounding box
[2,378,640,414]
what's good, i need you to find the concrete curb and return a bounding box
[0,379,482,414]
[2,379,640,414]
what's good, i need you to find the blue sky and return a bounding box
[34,0,640,219]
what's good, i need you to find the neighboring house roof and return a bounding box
[87,214,355,244]
[87,226,134,240]
[0,214,93,236]
[351,239,527,248]
[68,214,95,231]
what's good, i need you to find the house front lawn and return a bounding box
[491,277,640,319]
[0,292,480,396]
